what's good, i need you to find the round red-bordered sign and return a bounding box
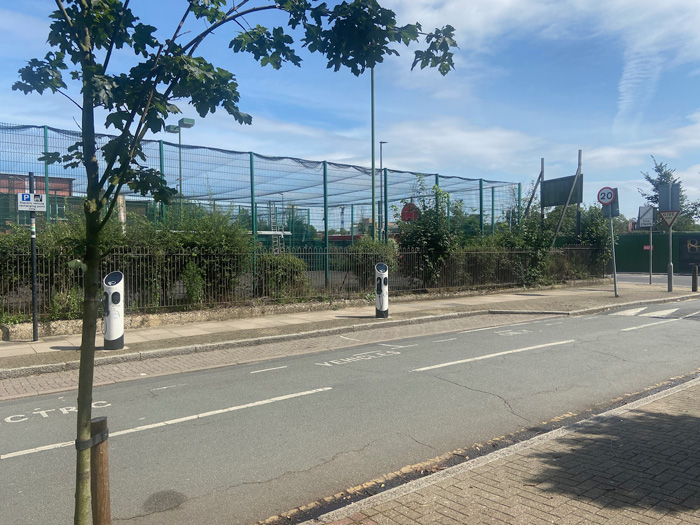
[597,187,615,205]
[401,202,420,222]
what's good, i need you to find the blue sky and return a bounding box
[2,0,700,220]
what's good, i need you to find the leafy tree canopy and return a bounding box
[14,0,457,229]
[12,2,457,523]
[639,156,700,230]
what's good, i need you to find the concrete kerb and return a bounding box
[0,309,489,380]
[490,293,698,317]
[1,293,695,381]
[306,374,700,525]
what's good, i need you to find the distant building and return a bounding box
[0,173,74,196]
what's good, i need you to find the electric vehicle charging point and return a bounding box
[375,262,389,318]
[103,271,124,350]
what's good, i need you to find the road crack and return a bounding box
[398,432,436,450]
[436,376,532,424]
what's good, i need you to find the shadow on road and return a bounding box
[527,409,700,513]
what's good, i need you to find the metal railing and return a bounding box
[0,246,603,322]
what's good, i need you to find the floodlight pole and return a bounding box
[166,118,195,219]
[371,68,376,240]
[668,195,673,293]
[380,141,388,243]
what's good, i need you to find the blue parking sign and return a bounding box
[22,194,31,201]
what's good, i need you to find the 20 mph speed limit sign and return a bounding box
[597,187,615,205]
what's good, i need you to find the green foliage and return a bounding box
[396,176,456,284]
[639,157,700,230]
[13,4,457,519]
[48,287,84,321]
[13,1,457,243]
[254,252,309,300]
[181,260,205,305]
[343,236,399,290]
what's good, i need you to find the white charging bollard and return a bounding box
[375,262,389,318]
[103,271,124,350]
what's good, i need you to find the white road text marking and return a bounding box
[316,350,401,367]
[2,401,110,425]
[1,389,331,460]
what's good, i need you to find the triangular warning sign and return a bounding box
[659,210,679,227]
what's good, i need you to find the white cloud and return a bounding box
[385,0,700,134]
[379,117,546,174]
[674,164,700,201]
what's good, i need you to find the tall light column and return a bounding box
[371,67,376,240]
[166,117,195,218]
[380,141,388,242]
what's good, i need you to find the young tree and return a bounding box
[639,156,700,230]
[13,1,457,522]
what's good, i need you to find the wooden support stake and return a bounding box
[90,417,111,525]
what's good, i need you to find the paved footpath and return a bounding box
[308,378,700,525]
[2,280,700,524]
[0,282,695,400]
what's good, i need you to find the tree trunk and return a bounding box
[74,228,101,524]
[75,7,102,520]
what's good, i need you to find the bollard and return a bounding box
[375,262,388,318]
[693,264,698,292]
[102,272,124,350]
[90,417,111,525]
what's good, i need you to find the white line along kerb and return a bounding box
[412,340,575,372]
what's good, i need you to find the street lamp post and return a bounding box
[371,68,376,240]
[380,141,387,243]
[166,117,195,217]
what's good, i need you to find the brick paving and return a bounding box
[311,380,700,525]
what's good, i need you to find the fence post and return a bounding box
[43,125,50,223]
[159,140,165,222]
[479,179,484,238]
[517,182,522,225]
[351,204,354,244]
[290,205,295,248]
[435,173,440,214]
[90,416,111,525]
[383,168,389,244]
[446,193,450,232]
[249,152,257,243]
[491,186,495,235]
[323,161,329,288]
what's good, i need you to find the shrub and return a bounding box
[254,252,309,300]
[48,287,84,321]
[181,260,205,305]
[344,237,398,290]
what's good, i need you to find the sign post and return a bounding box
[638,206,655,284]
[17,174,48,341]
[598,187,618,297]
[659,183,680,292]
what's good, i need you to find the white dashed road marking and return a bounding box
[412,340,576,372]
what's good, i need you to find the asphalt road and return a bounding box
[3,300,700,524]
[617,271,695,288]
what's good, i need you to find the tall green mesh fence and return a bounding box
[0,122,521,243]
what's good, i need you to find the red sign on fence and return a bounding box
[643,245,653,250]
